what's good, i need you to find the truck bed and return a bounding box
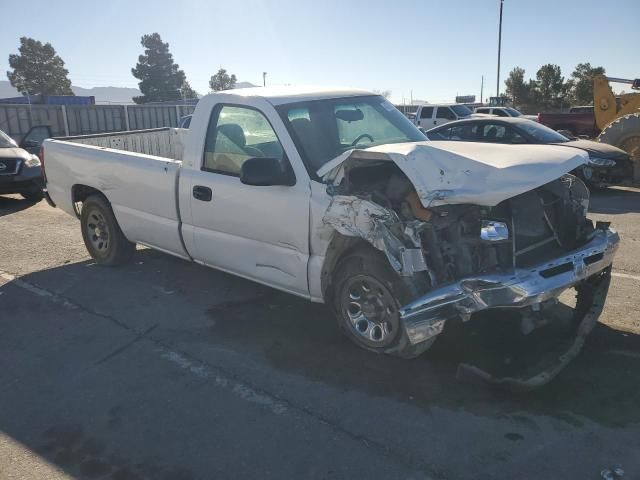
[44,128,189,258]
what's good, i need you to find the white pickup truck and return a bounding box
[43,87,619,388]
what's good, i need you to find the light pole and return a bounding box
[496,0,504,98]
[263,72,267,87]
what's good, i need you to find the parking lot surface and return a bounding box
[1,188,640,480]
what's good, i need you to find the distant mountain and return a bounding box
[234,81,258,89]
[0,80,258,103]
[0,80,140,104]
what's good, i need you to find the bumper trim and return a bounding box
[399,228,619,345]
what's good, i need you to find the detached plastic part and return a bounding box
[456,267,611,391]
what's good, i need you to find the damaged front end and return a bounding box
[321,146,619,389]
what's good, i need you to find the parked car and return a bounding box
[426,117,633,188]
[408,103,484,129]
[474,106,537,121]
[42,87,618,388]
[0,127,45,200]
[178,115,192,128]
[537,110,598,138]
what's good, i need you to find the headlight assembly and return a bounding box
[24,155,41,167]
[587,156,616,167]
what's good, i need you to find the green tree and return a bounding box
[7,37,74,96]
[209,68,237,91]
[569,62,605,106]
[504,67,530,107]
[132,33,186,104]
[180,80,198,99]
[534,64,565,109]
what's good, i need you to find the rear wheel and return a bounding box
[81,195,135,266]
[598,112,640,182]
[332,247,435,358]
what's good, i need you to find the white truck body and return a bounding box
[43,86,618,385]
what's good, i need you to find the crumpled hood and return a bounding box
[318,141,588,207]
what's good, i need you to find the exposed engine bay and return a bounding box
[325,161,595,289]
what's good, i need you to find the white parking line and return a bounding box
[612,272,640,282]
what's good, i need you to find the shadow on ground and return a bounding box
[2,249,640,479]
[0,194,40,217]
[11,248,637,428]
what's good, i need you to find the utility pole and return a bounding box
[263,72,267,87]
[480,75,484,104]
[496,0,504,98]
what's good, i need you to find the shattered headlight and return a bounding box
[587,156,616,167]
[24,155,41,167]
[480,220,509,241]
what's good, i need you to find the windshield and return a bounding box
[451,105,472,116]
[0,129,17,148]
[505,107,521,117]
[518,120,570,143]
[277,95,426,174]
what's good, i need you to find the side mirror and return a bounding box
[418,127,427,134]
[240,157,295,186]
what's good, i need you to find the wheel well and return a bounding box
[71,184,107,218]
[320,233,370,305]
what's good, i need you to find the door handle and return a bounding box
[433,120,437,125]
[192,185,212,201]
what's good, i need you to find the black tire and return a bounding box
[598,112,640,180]
[332,247,435,359]
[81,195,135,266]
[21,190,44,201]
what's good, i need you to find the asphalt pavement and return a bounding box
[1,187,639,480]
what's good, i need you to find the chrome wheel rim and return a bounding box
[86,209,110,253]
[341,275,398,347]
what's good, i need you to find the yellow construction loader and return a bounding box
[594,74,640,180]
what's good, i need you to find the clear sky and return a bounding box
[1,0,638,103]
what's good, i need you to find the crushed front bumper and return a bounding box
[400,227,619,346]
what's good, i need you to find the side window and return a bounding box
[203,105,284,175]
[436,107,456,120]
[479,124,526,144]
[494,109,509,117]
[505,127,527,144]
[429,127,451,140]
[420,107,434,119]
[476,108,490,114]
[449,124,477,141]
[480,124,506,142]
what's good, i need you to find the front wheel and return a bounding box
[81,195,135,266]
[332,247,435,359]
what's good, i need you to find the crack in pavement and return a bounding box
[0,268,438,479]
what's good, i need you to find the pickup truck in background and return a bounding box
[537,110,598,138]
[43,87,619,388]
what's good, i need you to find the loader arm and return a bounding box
[594,74,640,130]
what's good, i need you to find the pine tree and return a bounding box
[132,33,186,103]
[7,37,74,96]
[209,69,237,91]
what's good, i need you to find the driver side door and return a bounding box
[183,104,311,297]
